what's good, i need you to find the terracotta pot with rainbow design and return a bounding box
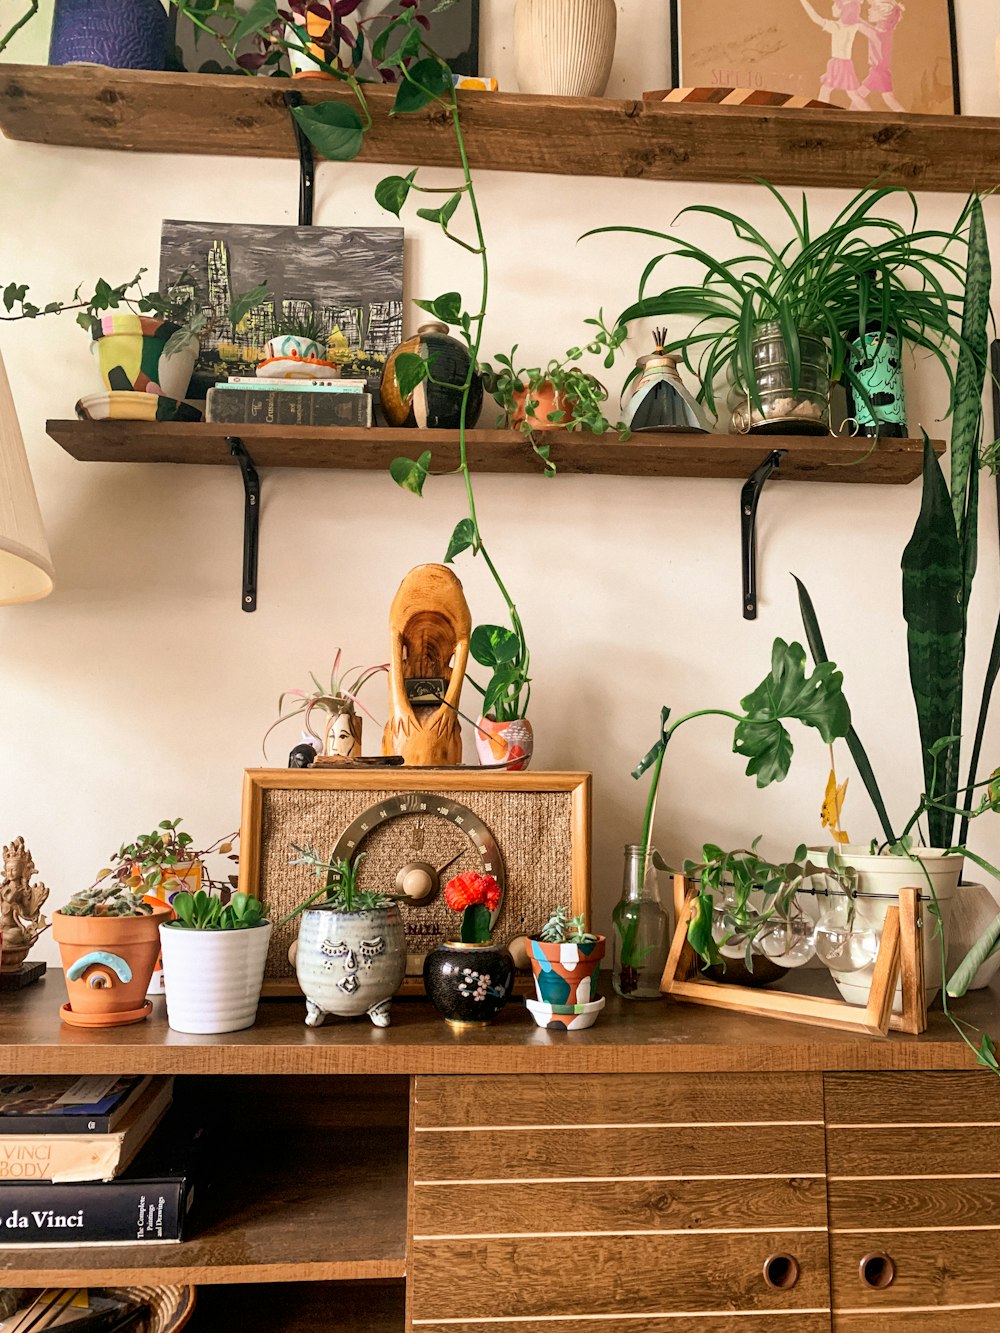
[528,934,606,1007]
[53,905,171,1028]
[90,315,197,401]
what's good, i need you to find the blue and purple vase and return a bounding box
[50,0,169,70]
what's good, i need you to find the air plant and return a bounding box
[262,651,387,759]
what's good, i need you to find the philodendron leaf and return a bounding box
[394,351,430,399]
[687,892,723,967]
[229,282,270,329]
[390,451,432,496]
[375,170,418,217]
[416,193,462,227]
[292,102,365,162]
[444,517,478,563]
[392,57,452,115]
[734,639,851,787]
[414,292,463,325]
[471,624,519,668]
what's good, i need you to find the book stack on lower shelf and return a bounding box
[0,1075,197,1245]
[206,376,373,427]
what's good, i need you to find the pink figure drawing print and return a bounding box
[858,0,906,111]
[798,0,876,108]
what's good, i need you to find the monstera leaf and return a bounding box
[734,639,851,787]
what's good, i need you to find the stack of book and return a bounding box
[0,1074,199,1244]
[206,375,373,427]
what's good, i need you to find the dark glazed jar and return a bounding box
[423,941,515,1027]
[380,322,484,429]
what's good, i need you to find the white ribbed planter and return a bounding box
[159,921,272,1034]
[514,0,617,97]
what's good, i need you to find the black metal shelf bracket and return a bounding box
[228,437,260,613]
[741,448,786,621]
[284,90,315,226]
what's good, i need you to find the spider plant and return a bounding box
[585,183,972,421]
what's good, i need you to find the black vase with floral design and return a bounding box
[423,941,515,1027]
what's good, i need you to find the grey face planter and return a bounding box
[295,905,406,1028]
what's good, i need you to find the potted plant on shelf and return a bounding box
[285,848,406,1028]
[53,882,170,1029]
[469,624,533,771]
[589,183,971,434]
[481,344,619,436]
[158,889,271,1034]
[262,652,387,762]
[258,307,340,379]
[526,905,605,1029]
[423,870,515,1027]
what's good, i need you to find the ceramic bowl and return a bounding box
[526,995,606,1031]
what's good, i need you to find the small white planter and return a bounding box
[159,921,272,1034]
[514,0,617,97]
[828,847,961,1012]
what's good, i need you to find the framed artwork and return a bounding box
[669,0,960,115]
[170,2,479,77]
[158,221,403,398]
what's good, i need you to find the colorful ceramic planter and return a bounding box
[475,715,534,771]
[159,921,272,1034]
[381,322,483,429]
[90,316,197,401]
[257,335,338,379]
[424,942,515,1027]
[53,905,171,1027]
[529,934,606,1007]
[50,0,169,70]
[526,995,606,1030]
[295,905,406,1027]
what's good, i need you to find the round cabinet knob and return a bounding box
[397,862,437,902]
[859,1252,896,1289]
[762,1253,800,1291]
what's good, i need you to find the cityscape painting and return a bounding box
[158,221,404,398]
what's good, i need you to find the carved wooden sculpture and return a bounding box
[0,837,49,973]
[382,564,471,766]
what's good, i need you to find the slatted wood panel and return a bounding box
[828,1176,1000,1230]
[413,1321,832,1333]
[836,1313,1000,1331]
[825,1071,1000,1122]
[830,1231,1000,1310]
[1,65,998,193]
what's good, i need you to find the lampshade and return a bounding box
[0,348,53,604]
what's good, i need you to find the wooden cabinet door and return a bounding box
[826,1071,1000,1332]
[409,1073,831,1333]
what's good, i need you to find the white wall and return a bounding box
[2,1,1000,963]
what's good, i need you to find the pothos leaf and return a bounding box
[292,101,365,162]
[687,893,723,968]
[390,451,432,496]
[392,57,452,114]
[444,517,478,563]
[375,169,418,217]
[413,291,463,325]
[470,624,519,668]
[393,351,430,400]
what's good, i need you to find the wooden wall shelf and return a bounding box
[1,65,997,192]
[46,421,940,484]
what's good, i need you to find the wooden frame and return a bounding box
[662,877,927,1037]
[239,768,592,997]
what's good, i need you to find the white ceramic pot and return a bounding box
[946,882,1000,991]
[513,0,617,97]
[159,921,272,1034]
[827,847,962,1011]
[295,905,406,1028]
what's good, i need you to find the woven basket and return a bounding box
[103,1285,197,1332]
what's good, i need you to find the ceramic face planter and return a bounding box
[325,710,363,760]
[295,905,406,1027]
[53,906,171,1028]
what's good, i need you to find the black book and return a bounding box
[206,386,373,427]
[0,1112,203,1245]
[0,1074,151,1134]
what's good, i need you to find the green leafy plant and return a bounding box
[586,183,971,423]
[96,820,238,896]
[270,306,328,343]
[60,884,153,919]
[262,651,387,758]
[538,906,598,945]
[283,848,392,924]
[169,889,266,930]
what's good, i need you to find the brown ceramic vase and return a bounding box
[53,905,171,1026]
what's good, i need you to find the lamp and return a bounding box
[0,348,53,604]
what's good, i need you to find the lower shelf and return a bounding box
[45,420,940,484]
[187,1280,405,1332]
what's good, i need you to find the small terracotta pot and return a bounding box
[529,934,606,1006]
[53,905,171,1026]
[475,715,534,771]
[511,380,574,431]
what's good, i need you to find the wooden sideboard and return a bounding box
[1,972,998,1331]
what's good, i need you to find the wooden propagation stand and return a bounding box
[662,877,929,1037]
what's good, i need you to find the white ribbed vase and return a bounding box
[159,921,272,1034]
[514,0,617,97]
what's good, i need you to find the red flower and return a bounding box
[445,871,501,914]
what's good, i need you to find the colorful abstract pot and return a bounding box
[257,335,338,379]
[475,715,534,771]
[50,0,169,70]
[529,934,606,1006]
[159,921,272,1034]
[423,942,515,1027]
[381,322,483,429]
[295,905,406,1028]
[53,905,171,1026]
[286,13,337,78]
[526,995,606,1030]
[90,316,197,400]
[511,380,573,431]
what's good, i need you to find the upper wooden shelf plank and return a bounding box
[0,970,990,1076]
[46,421,939,484]
[1,65,998,192]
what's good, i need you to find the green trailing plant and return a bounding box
[0,1,37,56]
[60,884,153,919]
[169,889,266,930]
[96,820,238,896]
[262,651,387,758]
[283,848,392,924]
[586,183,971,422]
[538,906,598,945]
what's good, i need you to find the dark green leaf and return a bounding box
[470,624,518,668]
[231,0,277,43]
[390,451,432,496]
[292,101,364,162]
[394,351,429,399]
[413,291,463,325]
[392,57,451,114]
[687,893,723,967]
[444,517,478,563]
[229,282,270,328]
[375,169,418,217]
[416,193,462,227]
